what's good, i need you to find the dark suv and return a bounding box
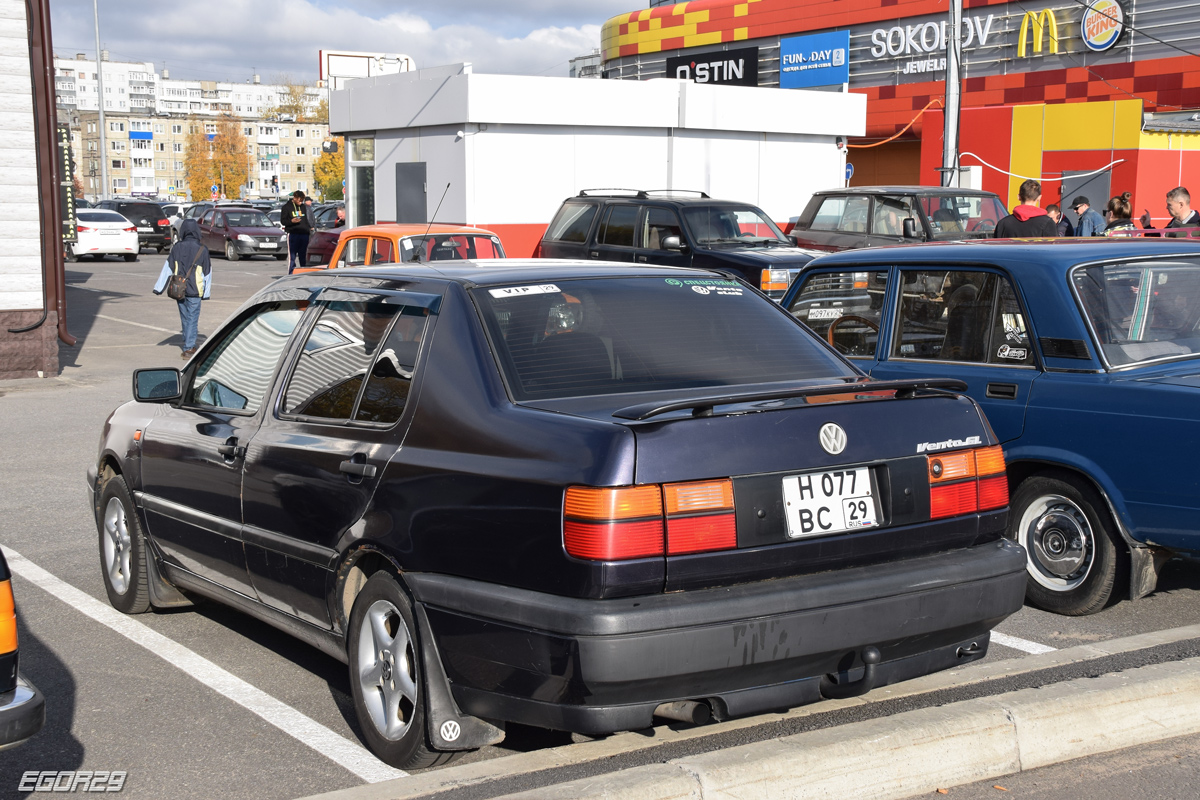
[94,200,172,253]
[789,187,1008,252]
[538,190,820,298]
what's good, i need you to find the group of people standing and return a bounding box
[996,180,1200,239]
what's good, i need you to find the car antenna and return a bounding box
[415,183,451,262]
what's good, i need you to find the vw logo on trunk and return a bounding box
[819,423,847,455]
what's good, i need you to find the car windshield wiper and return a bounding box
[611,378,969,420]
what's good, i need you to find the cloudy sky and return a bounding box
[49,0,640,83]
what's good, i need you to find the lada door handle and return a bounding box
[339,459,377,479]
[986,382,1019,400]
[589,251,600,258]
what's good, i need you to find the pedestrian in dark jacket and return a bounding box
[281,190,311,273]
[1070,196,1106,237]
[1139,186,1200,232]
[1046,204,1074,236]
[153,218,211,359]
[994,180,1057,238]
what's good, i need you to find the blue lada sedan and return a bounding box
[785,239,1200,616]
[88,260,1024,768]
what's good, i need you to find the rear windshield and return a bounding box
[78,211,126,223]
[475,277,856,400]
[119,203,164,219]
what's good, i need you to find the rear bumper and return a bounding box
[0,673,45,750]
[410,539,1027,733]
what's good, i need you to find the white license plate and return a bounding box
[137,226,153,232]
[782,467,877,538]
[807,308,841,320]
[100,230,118,235]
[260,242,277,248]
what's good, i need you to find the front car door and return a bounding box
[139,300,307,596]
[241,288,438,626]
[634,205,690,268]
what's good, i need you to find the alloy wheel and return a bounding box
[356,599,417,741]
[102,496,132,595]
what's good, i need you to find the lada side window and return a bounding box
[544,202,597,243]
[810,196,870,232]
[188,302,306,413]
[1073,259,1200,367]
[894,270,999,362]
[370,238,394,265]
[988,280,1035,366]
[280,301,428,424]
[599,205,638,247]
[789,271,888,357]
[641,207,683,249]
[341,237,369,267]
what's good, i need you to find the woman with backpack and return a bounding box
[153,218,212,359]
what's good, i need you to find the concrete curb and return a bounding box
[499,656,1200,800]
[299,624,1200,800]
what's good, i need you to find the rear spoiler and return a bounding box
[612,378,968,421]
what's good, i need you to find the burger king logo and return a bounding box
[1081,0,1124,52]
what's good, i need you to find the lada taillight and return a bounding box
[0,580,16,655]
[928,445,1008,519]
[564,479,738,561]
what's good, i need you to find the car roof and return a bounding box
[340,223,499,238]
[568,191,761,207]
[810,186,1000,197]
[802,237,1200,269]
[310,258,734,288]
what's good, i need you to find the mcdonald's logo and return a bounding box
[1018,9,1060,57]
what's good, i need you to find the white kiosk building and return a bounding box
[329,63,865,257]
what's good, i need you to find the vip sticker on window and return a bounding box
[489,284,561,298]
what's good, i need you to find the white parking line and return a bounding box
[991,631,1057,655]
[93,314,177,334]
[1,546,406,784]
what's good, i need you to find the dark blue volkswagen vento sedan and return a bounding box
[785,239,1200,616]
[88,260,1025,768]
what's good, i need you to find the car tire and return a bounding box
[97,474,151,614]
[347,572,454,769]
[225,241,240,261]
[66,245,81,263]
[1010,473,1125,616]
[123,254,137,262]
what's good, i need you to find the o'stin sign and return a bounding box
[1082,0,1124,52]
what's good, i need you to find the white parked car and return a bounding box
[69,210,139,262]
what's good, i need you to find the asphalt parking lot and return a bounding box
[2,252,1200,798]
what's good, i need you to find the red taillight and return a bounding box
[564,479,738,561]
[124,226,136,233]
[157,219,169,226]
[77,225,93,233]
[927,445,1007,520]
[0,579,16,655]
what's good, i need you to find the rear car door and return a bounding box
[139,300,307,596]
[538,200,599,259]
[868,267,1040,444]
[241,289,437,626]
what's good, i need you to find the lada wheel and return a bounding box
[1010,474,1123,616]
[347,572,450,769]
[225,241,240,261]
[97,475,150,614]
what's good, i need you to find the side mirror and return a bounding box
[133,368,182,403]
[787,234,799,245]
[903,218,921,239]
[662,235,686,252]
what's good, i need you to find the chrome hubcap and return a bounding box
[357,600,417,741]
[1018,493,1094,591]
[102,496,132,595]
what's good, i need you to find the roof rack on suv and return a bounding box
[577,188,712,199]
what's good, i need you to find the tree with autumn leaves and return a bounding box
[181,114,251,199]
[314,136,344,200]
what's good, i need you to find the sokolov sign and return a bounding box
[869,14,997,75]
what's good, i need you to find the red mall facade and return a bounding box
[603,0,1200,221]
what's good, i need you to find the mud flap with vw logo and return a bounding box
[413,604,506,750]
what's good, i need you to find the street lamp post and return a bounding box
[93,0,108,200]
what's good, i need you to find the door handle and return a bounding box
[589,251,600,258]
[339,460,377,479]
[216,438,246,459]
[986,382,1019,400]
